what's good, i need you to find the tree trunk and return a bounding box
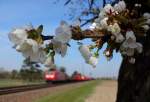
[116,55,150,102]
[116,1,150,102]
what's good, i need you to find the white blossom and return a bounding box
[118,1,126,11]
[55,21,72,43]
[143,13,150,19]
[105,50,110,56]
[16,39,38,53]
[79,45,98,67]
[99,9,107,19]
[146,19,150,24]
[114,1,126,13]
[129,57,136,64]
[103,4,115,15]
[79,45,92,62]
[21,39,46,63]
[126,30,136,41]
[136,43,143,53]
[107,23,121,35]
[60,43,68,57]
[90,23,97,30]
[115,34,125,43]
[88,56,98,68]
[142,25,150,30]
[120,31,143,56]
[9,28,28,45]
[135,4,141,7]
[100,17,109,29]
[51,39,68,57]
[114,4,121,13]
[44,56,54,67]
[9,25,48,63]
[15,39,46,63]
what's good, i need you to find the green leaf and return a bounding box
[36,25,43,34]
[94,52,99,58]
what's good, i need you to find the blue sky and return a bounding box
[0,0,122,78]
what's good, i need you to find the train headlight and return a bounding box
[49,75,55,78]
[81,76,85,80]
[46,74,54,78]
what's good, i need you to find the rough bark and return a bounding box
[116,1,150,102]
[117,53,150,102]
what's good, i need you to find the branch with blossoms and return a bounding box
[9,1,150,68]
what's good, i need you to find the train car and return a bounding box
[71,72,87,81]
[71,72,93,81]
[44,68,69,83]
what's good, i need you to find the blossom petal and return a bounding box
[142,25,150,30]
[52,39,68,57]
[136,43,143,53]
[100,17,108,29]
[118,1,126,11]
[143,13,150,19]
[107,23,121,35]
[126,31,136,41]
[26,39,39,53]
[79,45,92,62]
[114,4,122,12]
[9,28,27,45]
[60,44,67,57]
[44,56,53,67]
[90,23,97,30]
[55,21,72,43]
[115,34,125,43]
[129,57,136,64]
[103,4,115,14]
[88,56,98,68]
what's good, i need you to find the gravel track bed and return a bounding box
[0,82,89,102]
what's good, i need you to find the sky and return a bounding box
[0,0,122,78]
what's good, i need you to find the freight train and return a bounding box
[44,68,93,83]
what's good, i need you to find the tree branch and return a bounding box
[81,15,98,27]
[64,0,72,5]
[103,0,106,7]
[41,35,54,40]
[41,26,105,41]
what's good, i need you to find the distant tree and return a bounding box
[11,69,19,79]
[0,68,11,79]
[71,71,79,78]
[19,67,43,81]
[60,66,66,73]
[19,59,43,81]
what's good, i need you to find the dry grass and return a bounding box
[85,80,117,102]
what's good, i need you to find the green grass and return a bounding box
[35,80,100,102]
[0,79,44,87]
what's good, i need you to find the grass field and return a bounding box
[35,80,100,102]
[0,79,44,87]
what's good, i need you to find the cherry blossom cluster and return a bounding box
[9,21,72,67]
[89,1,150,64]
[8,0,150,68]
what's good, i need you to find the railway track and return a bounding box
[0,83,65,95]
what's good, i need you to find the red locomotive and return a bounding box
[44,68,93,83]
[44,68,69,83]
[71,71,91,81]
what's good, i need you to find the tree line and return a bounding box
[0,67,43,82]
